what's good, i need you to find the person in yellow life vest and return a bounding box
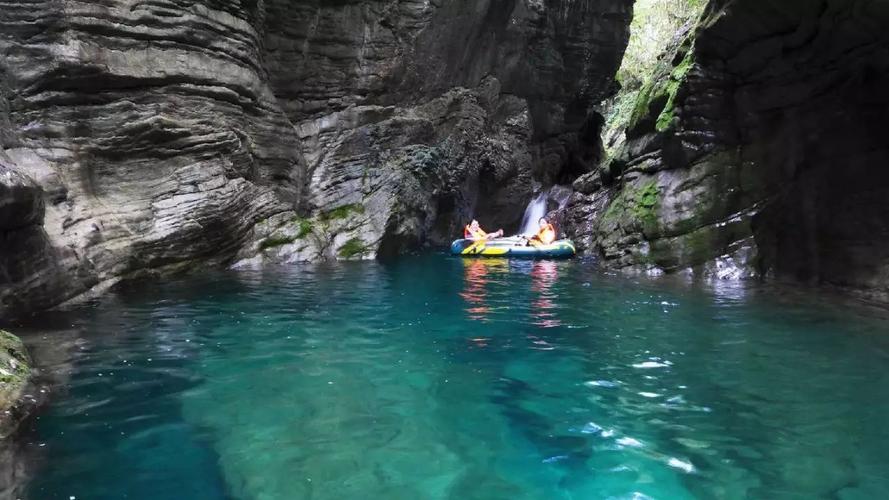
[527,217,556,247]
[464,219,504,241]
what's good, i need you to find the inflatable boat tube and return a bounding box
[450,237,576,258]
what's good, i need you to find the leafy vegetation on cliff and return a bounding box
[616,0,707,92]
[338,237,370,259]
[604,0,707,151]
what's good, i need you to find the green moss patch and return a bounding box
[655,49,695,132]
[626,30,698,135]
[259,236,296,251]
[292,218,313,239]
[601,180,661,235]
[602,190,629,223]
[616,0,707,92]
[337,237,370,259]
[632,180,660,222]
[320,203,365,222]
[0,329,30,398]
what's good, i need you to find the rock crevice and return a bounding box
[566,0,889,300]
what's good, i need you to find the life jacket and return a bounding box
[536,223,556,245]
[465,225,487,240]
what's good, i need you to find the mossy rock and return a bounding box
[632,180,661,233]
[0,330,32,436]
[259,217,317,252]
[337,237,370,259]
[627,34,696,135]
[294,218,313,239]
[655,49,694,132]
[649,215,754,270]
[600,179,661,236]
[319,203,365,222]
[259,235,296,251]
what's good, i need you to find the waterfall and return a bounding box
[520,191,549,235]
[518,185,573,236]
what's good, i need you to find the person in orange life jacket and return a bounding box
[525,217,556,247]
[464,219,504,241]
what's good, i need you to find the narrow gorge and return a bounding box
[0,0,632,319]
[3,0,888,317]
[2,1,889,498]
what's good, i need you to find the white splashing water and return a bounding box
[519,191,548,236]
[518,185,572,236]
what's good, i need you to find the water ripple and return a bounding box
[17,254,889,500]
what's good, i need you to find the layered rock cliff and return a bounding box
[0,0,633,317]
[566,0,889,302]
[4,0,887,313]
[239,0,632,263]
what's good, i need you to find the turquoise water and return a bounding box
[16,254,889,499]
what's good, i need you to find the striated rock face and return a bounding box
[0,0,633,316]
[566,0,889,301]
[239,0,632,264]
[0,0,306,318]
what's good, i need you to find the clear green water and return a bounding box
[17,254,889,499]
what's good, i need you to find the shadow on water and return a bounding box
[6,252,889,499]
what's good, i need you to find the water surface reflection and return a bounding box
[15,254,889,500]
[460,258,508,322]
[530,260,560,329]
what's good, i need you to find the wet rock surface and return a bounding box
[566,0,889,302]
[244,0,632,263]
[0,325,75,498]
[0,330,32,438]
[0,0,633,316]
[0,161,63,318]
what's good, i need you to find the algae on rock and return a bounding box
[566,0,760,277]
[570,0,889,302]
[0,330,31,438]
[603,0,708,155]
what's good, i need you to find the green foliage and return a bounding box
[320,203,365,222]
[602,87,641,155]
[625,35,696,134]
[337,237,369,258]
[602,191,628,222]
[617,0,707,92]
[292,217,313,239]
[632,180,660,225]
[655,49,694,131]
[629,77,659,130]
[613,0,707,136]
[601,180,660,233]
[259,236,296,251]
[0,330,30,384]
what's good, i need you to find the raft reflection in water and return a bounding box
[459,258,562,329]
[460,258,508,323]
[530,260,560,329]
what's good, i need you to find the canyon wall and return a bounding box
[566,0,889,303]
[0,0,633,318]
[5,0,887,313]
